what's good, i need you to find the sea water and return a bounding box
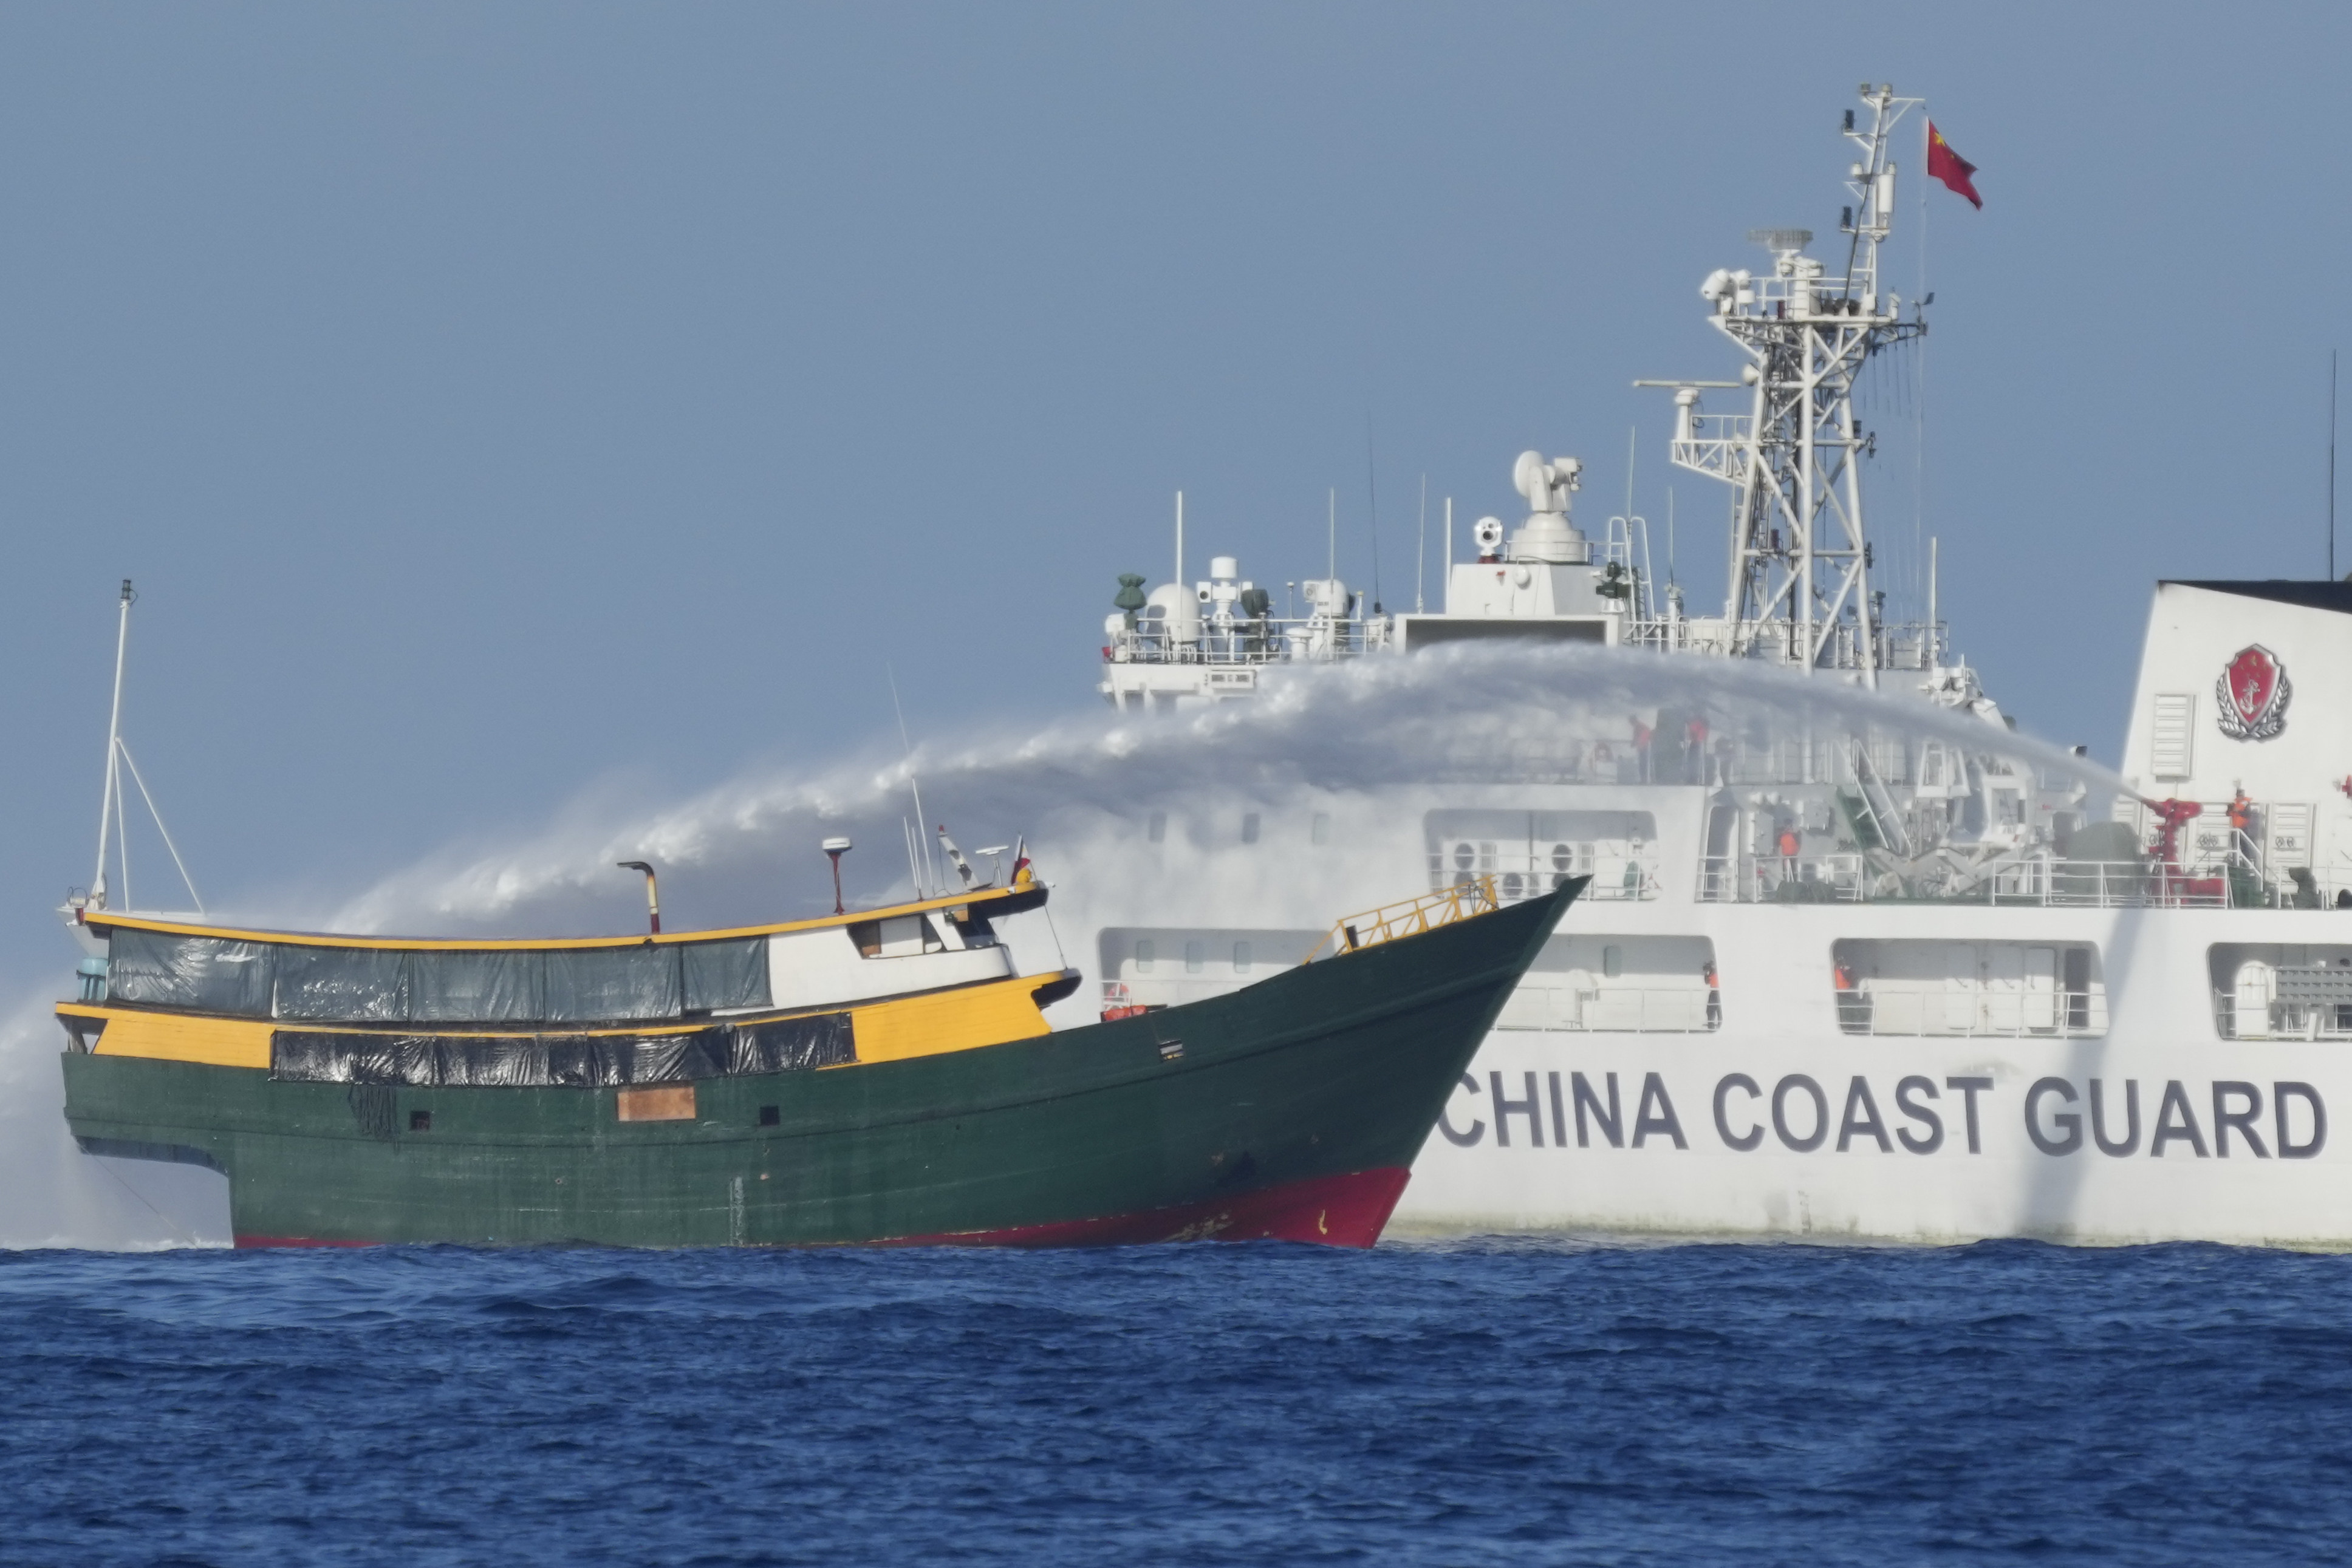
[3,1238,2345,1566]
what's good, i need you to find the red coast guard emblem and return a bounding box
[2217,645,2289,741]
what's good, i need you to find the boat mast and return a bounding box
[90,579,132,910]
[1647,83,1924,686]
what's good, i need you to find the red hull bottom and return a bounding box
[893,1167,1414,1250]
[233,1167,1414,1251]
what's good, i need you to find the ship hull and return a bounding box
[60,887,1570,1248]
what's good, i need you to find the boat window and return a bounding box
[1497,935,1718,1033]
[1233,941,1251,973]
[2208,944,2352,1040]
[1830,939,2105,1038]
[1135,940,1155,974]
[1185,941,1205,973]
[849,915,944,959]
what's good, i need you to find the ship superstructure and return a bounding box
[1061,86,2352,1246]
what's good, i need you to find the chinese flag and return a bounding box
[1927,121,1982,208]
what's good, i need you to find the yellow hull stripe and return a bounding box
[847,975,1053,1064]
[87,1010,274,1070]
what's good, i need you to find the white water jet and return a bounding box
[331,643,2119,942]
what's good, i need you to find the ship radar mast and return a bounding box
[1639,83,1926,686]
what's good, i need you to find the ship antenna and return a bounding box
[2330,349,2339,581]
[1415,473,1427,614]
[91,581,133,911]
[1365,421,1383,613]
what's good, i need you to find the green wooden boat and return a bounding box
[58,874,1578,1248]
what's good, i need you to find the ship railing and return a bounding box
[1310,874,1501,962]
[2210,990,2352,1041]
[1495,984,1720,1034]
[1698,854,2238,908]
[1103,615,1391,667]
[1697,854,1869,904]
[1836,989,2109,1038]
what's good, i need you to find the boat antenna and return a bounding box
[1327,488,1336,582]
[885,663,934,895]
[1364,421,1383,613]
[84,580,204,916]
[1174,490,1183,593]
[2331,349,2339,581]
[90,580,132,909]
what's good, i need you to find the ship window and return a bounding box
[1311,813,1331,846]
[2208,944,2352,1040]
[409,1110,431,1133]
[1499,935,1719,1033]
[759,1105,780,1127]
[1233,941,1251,973]
[1830,939,2105,1038]
[1185,941,1205,973]
[1453,842,1475,872]
[1135,940,1155,975]
[1147,811,1167,844]
[1242,813,1261,845]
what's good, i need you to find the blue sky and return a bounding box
[1,2,2347,986]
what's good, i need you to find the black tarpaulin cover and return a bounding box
[682,937,771,1013]
[728,1013,855,1073]
[271,1012,854,1087]
[409,950,547,1023]
[273,947,412,1021]
[111,929,773,1025]
[107,928,276,1015]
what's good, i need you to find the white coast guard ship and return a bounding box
[1055,87,2352,1247]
